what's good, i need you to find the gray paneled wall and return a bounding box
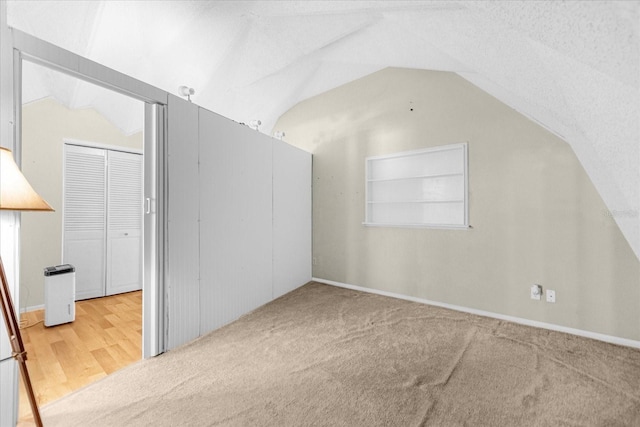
[167,97,311,350]
[167,95,201,349]
[198,109,273,333]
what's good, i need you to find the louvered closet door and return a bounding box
[106,150,143,296]
[63,145,107,300]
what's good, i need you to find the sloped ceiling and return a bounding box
[6,0,639,258]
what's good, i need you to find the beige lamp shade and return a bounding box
[0,147,54,211]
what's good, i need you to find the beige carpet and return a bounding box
[41,282,640,426]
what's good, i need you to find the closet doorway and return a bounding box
[63,143,143,300]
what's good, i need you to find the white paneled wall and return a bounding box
[0,214,19,426]
[0,360,17,425]
[166,99,311,350]
[273,140,312,298]
[166,95,201,349]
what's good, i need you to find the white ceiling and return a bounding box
[6,0,639,258]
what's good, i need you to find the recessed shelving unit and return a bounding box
[364,143,468,228]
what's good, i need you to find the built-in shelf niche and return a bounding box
[364,143,468,228]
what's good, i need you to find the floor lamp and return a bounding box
[0,147,53,427]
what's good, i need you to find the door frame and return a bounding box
[11,30,168,359]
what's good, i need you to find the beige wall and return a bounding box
[20,97,142,309]
[274,68,640,341]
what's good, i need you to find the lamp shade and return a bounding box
[0,147,54,211]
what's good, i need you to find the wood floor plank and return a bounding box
[91,347,120,375]
[105,343,135,363]
[17,290,142,423]
[72,320,110,351]
[119,326,143,344]
[114,338,141,360]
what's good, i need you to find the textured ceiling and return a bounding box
[6,0,639,258]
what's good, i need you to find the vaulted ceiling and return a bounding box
[6,0,639,258]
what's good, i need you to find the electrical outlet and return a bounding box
[312,257,318,266]
[530,284,542,300]
[546,290,556,303]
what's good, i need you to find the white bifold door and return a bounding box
[63,144,143,300]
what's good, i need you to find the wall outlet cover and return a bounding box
[530,284,542,300]
[546,290,556,303]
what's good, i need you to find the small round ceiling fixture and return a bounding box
[178,86,195,101]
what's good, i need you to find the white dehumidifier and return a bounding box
[44,264,76,327]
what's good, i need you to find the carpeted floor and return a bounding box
[40,282,640,426]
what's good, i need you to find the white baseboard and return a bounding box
[20,304,44,314]
[312,277,640,350]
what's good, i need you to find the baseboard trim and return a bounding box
[20,304,44,314]
[312,277,640,350]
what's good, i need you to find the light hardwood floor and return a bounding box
[17,291,142,424]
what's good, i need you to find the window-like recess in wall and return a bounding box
[364,143,468,228]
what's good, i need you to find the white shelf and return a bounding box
[367,172,463,183]
[362,222,470,230]
[366,200,464,204]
